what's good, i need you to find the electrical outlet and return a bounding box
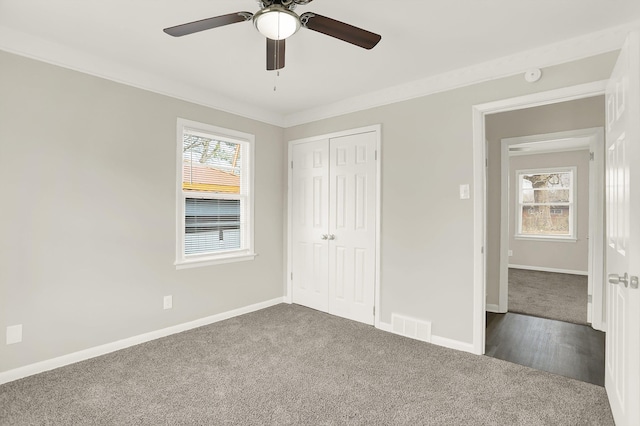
[163,295,173,310]
[6,324,22,345]
[508,250,513,257]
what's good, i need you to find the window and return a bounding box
[176,119,255,268]
[515,167,576,240]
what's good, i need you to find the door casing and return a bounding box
[471,80,609,355]
[493,127,606,332]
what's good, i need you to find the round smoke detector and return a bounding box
[524,68,542,83]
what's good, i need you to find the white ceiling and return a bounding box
[2,1,640,126]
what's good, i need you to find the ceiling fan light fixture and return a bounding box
[253,5,300,40]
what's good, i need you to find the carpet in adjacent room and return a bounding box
[508,268,588,325]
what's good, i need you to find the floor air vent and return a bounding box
[391,314,432,343]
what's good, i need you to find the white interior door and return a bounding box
[604,31,640,426]
[291,130,378,325]
[291,139,329,312]
[328,132,377,324]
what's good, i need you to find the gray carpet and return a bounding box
[0,304,612,425]
[509,268,588,325]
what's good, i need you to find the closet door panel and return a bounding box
[291,140,329,312]
[328,132,377,324]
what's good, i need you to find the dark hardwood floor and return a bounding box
[485,312,605,386]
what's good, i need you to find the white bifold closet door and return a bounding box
[291,131,377,325]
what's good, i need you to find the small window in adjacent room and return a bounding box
[175,118,255,269]
[515,167,576,241]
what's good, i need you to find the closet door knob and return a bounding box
[321,234,329,240]
[328,234,336,240]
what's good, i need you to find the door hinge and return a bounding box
[589,152,594,161]
[291,160,293,169]
[375,150,378,161]
[481,246,484,254]
[291,272,293,280]
[485,158,488,167]
[373,306,375,316]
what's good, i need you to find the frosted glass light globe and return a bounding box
[254,6,300,40]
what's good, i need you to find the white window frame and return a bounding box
[175,118,256,269]
[515,166,577,242]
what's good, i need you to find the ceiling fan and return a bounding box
[163,0,382,71]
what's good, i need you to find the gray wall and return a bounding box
[509,150,590,271]
[485,96,604,305]
[285,53,615,344]
[0,51,285,372]
[0,48,617,372]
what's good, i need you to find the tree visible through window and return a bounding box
[176,119,254,267]
[516,168,575,239]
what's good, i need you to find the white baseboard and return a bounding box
[430,335,476,353]
[486,303,505,313]
[376,321,392,333]
[508,264,588,276]
[0,297,285,385]
[377,322,475,354]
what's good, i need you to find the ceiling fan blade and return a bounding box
[266,38,286,71]
[163,12,253,37]
[300,12,381,49]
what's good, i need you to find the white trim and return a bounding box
[480,80,609,113]
[374,126,382,329]
[472,104,487,355]
[514,236,577,242]
[175,118,256,269]
[499,127,605,329]
[509,146,591,156]
[175,253,257,269]
[283,23,634,127]
[514,166,577,240]
[486,303,504,313]
[0,26,285,127]
[472,81,608,356]
[286,125,382,327]
[508,264,588,276]
[430,335,476,354]
[377,322,475,354]
[376,321,393,333]
[1,20,636,128]
[588,128,606,332]
[0,297,284,385]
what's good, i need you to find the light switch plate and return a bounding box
[459,184,470,200]
[163,295,173,310]
[6,324,22,345]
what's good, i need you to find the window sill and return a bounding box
[175,252,257,270]
[514,235,577,243]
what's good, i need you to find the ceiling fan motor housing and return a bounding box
[253,4,301,40]
[259,0,313,8]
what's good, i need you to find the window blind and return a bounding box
[182,131,245,256]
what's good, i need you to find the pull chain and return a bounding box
[274,70,280,91]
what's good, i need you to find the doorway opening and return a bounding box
[493,125,605,329]
[481,98,607,385]
[471,80,609,353]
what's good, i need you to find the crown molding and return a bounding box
[282,20,640,128]
[2,20,639,129]
[0,25,286,127]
